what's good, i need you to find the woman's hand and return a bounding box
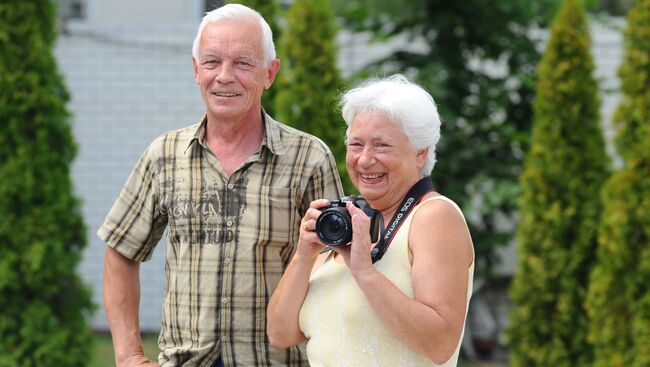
[296,199,330,261]
[330,202,376,277]
[267,198,331,349]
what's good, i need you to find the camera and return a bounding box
[315,196,383,246]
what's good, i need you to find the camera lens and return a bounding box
[316,209,352,246]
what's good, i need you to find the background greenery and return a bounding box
[0,0,94,365]
[326,0,559,276]
[585,0,650,365]
[274,0,353,192]
[506,0,610,365]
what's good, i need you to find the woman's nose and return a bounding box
[357,148,375,167]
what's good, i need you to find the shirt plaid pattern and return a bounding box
[98,113,343,366]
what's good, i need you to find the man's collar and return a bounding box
[185,110,286,156]
[262,110,287,156]
[185,115,208,152]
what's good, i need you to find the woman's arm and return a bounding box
[266,199,330,349]
[339,199,474,364]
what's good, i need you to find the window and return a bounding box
[56,0,85,19]
[204,0,225,13]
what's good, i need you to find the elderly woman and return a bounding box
[267,74,474,366]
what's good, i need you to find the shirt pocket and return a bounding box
[243,186,300,249]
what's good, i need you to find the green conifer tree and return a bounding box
[229,0,282,117]
[274,0,352,193]
[585,1,650,365]
[507,0,609,365]
[0,1,94,365]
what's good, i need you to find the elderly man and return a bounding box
[99,4,343,367]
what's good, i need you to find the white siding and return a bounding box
[55,21,204,331]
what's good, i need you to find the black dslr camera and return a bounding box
[315,196,382,246]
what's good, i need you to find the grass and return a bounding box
[91,333,506,366]
[91,333,159,367]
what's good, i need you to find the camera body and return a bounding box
[315,196,382,246]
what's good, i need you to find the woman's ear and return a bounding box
[416,147,429,168]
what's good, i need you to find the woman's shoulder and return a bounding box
[410,193,474,265]
[416,193,465,220]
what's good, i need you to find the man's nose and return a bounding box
[216,62,235,84]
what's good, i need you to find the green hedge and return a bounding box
[585,0,650,366]
[0,1,94,366]
[507,0,609,366]
[274,0,352,193]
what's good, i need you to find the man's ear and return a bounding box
[192,57,199,84]
[265,59,281,89]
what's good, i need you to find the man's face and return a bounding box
[193,18,279,123]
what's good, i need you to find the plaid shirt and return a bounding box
[98,113,343,366]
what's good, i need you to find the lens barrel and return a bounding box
[315,207,352,246]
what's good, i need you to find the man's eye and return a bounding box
[236,61,254,68]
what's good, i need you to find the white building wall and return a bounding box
[92,0,195,23]
[83,0,203,23]
[592,18,624,168]
[55,21,205,331]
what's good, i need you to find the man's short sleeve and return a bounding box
[97,144,167,262]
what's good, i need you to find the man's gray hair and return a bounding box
[192,4,276,66]
[340,74,442,178]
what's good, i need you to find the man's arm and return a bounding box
[103,246,158,367]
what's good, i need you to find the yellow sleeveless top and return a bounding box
[299,196,474,367]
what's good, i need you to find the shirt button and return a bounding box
[227,183,234,190]
[224,258,231,264]
[221,297,228,304]
[226,220,233,227]
[221,335,228,342]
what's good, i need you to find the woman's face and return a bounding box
[346,110,427,212]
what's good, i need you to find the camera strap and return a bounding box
[371,177,435,263]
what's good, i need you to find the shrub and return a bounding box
[585,0,650,365]
[274,0,352,193]
[0,1,94,365]
[507,0,610,365]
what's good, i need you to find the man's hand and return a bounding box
[104,247,153,367]
[120,354,159,367]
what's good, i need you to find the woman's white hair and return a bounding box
[340,74,442,178]
[192,4,276,66]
